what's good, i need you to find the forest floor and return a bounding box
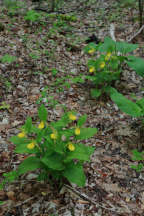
[0,0,144,215]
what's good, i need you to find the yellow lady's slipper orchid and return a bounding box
[75,127,80,135]
[68,142,75,151]
[38,121,45,129]
[105,52,111,61]
[17,131,26,138]
[50,133,57,139]
[100,62,105,68]
[69,113,77,121]
[89,66,95,73]
[88,48,95,54]
[27,141,35,149]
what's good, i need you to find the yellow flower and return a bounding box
[75,127,80,135]
[105,52,111,61]
[88,48,95,54]
[17,131,26,138]
[100,62,105,68]
[68,142,75,151]
[27,141,35,149]
[89,66,95,73]
[50,133,57,139]
[68,113,77,121]
[38,121,45,129]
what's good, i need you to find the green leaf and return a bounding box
[77,114,87,127]
[0,54,16,63]
[24,117,32,133]
[18,157,42,175]
[41,153,65,170]
[136,98,144,109]
[91,88,102,98]
[132,149,144,161]
[126,56,144,77]
[84,42,99,53]
[131,163,143,172]
[63,162,86,187]
[38,104,48,121]
[76,128,97,140]
[98,37,116,52]
[64,143,95,162]
[14,143,39,154]
[0,201,4,205]
[10,136,30,145]
[116,42,138,54]
[110,88,142,117]
[3,170,18,182]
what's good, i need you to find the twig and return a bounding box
[63,184,122,213]
[14,195,37,207]
[110,22,144,43]
[127,24,144,42]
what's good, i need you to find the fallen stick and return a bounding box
[127,24,144,42]
[110,23,144,43]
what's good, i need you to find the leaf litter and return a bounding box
[0,0,144,215]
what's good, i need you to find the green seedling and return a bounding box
[0,101,10,110]
[3,0,25,16]
[24,10,41,23]
[29,52,39,60]
[0,105,97,189]
[131,149,144,171]
[0,54,17,64]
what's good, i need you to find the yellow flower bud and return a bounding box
[17,132,26,138]
[75,127,80,135]
[50,133,57,139]
[89,66,95,73]
[38,121,45,129]
[100,62,105,68]
[69,113,77,121]
[68,142,75,151]
[88,48,95,54]
[105,52,111,61]
[27,141,35,149]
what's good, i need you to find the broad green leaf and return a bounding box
[76,128,97,140]
[14,143,39,154]
[116,42,138,54]
[136,98,144,114]
[64,143,95,162]
[136,98,144,109]
[110,89,142,117]
[91,88,102,98]
[98,37,116,52]
[18,157,42,175]
[38,104,48,121]
[126,56,144,77]
[41,153,65,170]
[24,117,32,133]
[63,162,86,187]
[10,136,30,145]
[77,114,87,127]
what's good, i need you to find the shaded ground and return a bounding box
[0,0,144,215]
